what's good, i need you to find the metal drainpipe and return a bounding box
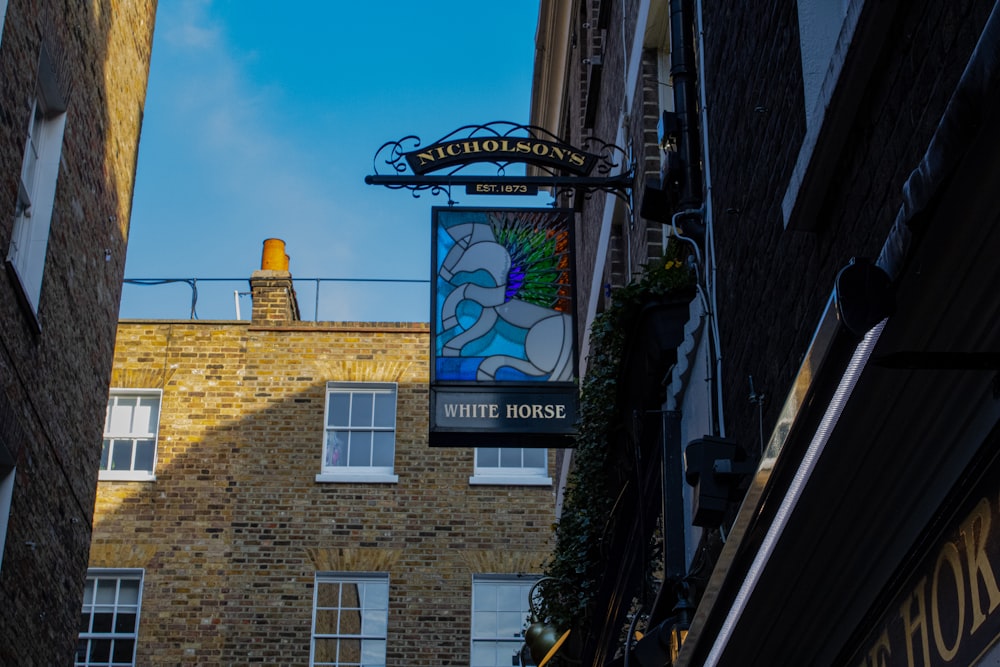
[650,409,688,626]
[670,0,703,209]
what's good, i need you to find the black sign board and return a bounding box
[365,121,633,204]
[429,385,577,447]
[404,137,598,176]
[850,448,1000,666]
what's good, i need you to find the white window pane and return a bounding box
[313,637,337,662]
[111,637,135,663]
[477,448,500,468]
[371,433,394,467]
[472,577,537,665]
[348,432,372,466]
[108,401,134,434]
[314,609,337,635]
[94,580,116,605]
[313,576,388,667]
[361,639,386,663]
[351,393,374,427]
[523,448,546,468]
[341,583,360,609]
[115,611,137,633]
[473,610,497,634]
[117,580,140,605]
[364,582,388,609]
[89,638,111,662]
[326,432,347,467]
[136,397,159,433]
[497,611,523,636]
[101,393,161,478]
[324,385,396,474]
[497,585,522,610]
[500,448,522,468]
[475,583,497,610]
[110,441,133,471]
[340,607,362,635]
[373,392,395,427]
[471,642,499,666]
[328,393,350,427]
[133,441,155,472]
[362,609,387,636]
[81,580,95,605]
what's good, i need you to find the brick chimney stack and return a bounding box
[250,238,301,324]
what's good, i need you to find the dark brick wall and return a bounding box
[0,0,156,664]
[563,0,668,325]
[701,0,992,459]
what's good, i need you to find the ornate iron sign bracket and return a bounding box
[364,121,633,204]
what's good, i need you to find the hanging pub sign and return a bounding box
[429,206,578,447]
[365,122,633,447]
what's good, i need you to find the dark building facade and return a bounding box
[0,1,156,664]
[531,0,1000,665]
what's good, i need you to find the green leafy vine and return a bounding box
[538,239,696,635]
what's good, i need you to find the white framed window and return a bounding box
[471,575,539,667]
[0,1,8,47]
[470,448,551,486]
[796,0,851,129]
[76,569,144,667]
[311,573,389,667]
[0,463,14,575]
[99,390,161,482]
[316,382,398,484]
[7,46,68,314]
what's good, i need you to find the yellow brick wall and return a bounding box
[92,319,557,666]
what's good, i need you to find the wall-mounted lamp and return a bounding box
[520,578,575,666]
[835,257,894,338]
[630,594,693,666]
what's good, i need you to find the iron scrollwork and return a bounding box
[366,121,633,203]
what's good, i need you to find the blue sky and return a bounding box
[119,0,549,322]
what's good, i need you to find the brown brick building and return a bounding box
[530,0,1000,665]
[0,1,156,665]
[88,244,557,666]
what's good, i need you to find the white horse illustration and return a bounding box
[438,222,574,382]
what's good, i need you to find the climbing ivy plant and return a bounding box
[537,240,696,636]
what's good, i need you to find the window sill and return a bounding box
[469,475,552,486]
[315,472,399,484]
[98,472,156,482]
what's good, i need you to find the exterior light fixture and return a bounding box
[631,594,694,666]
[834,256,894,338]
[520,578,574,666]
[522,625,571,666]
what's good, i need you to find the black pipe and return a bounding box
[669,0,703,209]
[648,410,687,627]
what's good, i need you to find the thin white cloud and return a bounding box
[161,0,221,50]
[138,0,359,274]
